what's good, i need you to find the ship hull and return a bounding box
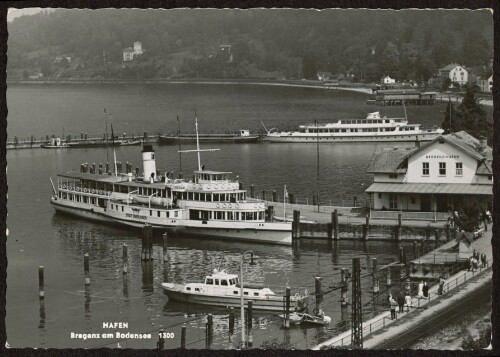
[163,288,304,311]
[267,132,442,143]
[159,135,260,145]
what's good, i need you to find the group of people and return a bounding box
[467,250,488,271]
[388,292,412,320]
[417,281,429,299]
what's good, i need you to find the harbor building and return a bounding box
[365,131,492,220]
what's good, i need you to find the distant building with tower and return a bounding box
[123,41,144,62]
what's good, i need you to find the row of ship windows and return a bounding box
[187,286,260,296]
[176,191,245,202]
[192,210,265,221]
[306,127,415,133]
[59,192,102,205]
[110,203,180,218]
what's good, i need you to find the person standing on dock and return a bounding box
[389,296,398,320]
[397,293,405,313]
[404,292,412,312]
[417,281,424,298]
[423,282,429,298]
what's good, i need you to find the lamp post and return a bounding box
[240,250,256,348]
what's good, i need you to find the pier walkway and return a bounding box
[267,200,445,228]
[311,225,492,350]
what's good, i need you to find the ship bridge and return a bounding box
[194,170,233,183]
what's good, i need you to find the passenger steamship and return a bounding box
[266,112,444,143]
[50,123,292,245]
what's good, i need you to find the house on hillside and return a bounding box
[54,55,71,64]
[477,75,493,93]
[123,41,144,62]
[318,71,332,81]
[365,131,492,220]
[438,64,468,86]
[381,75,396,84]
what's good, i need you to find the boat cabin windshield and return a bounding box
[204,276,238,286]
[195,171,232,183]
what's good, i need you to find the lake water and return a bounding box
[6,83,447,349]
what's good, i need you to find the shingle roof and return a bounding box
[440,63,461,71]
[366,147,417,173]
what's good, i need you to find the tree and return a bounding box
[302,53,318,80]
[441,77,451,91]
[454,201,482,232]
[441,100,460,134]
[260,338,293,350]
[457,84,491,141]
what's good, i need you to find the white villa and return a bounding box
[381,75,396,84]
[365,131,492,220]
[439,64,469,86]
[123,42,144,62]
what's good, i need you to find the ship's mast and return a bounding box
[178,110,219,174]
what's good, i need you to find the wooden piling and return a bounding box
[84,253,90,285]
[157,329,165,350]
[314,277,323,314]
[398,213,403,227]
[372,258,379,293]
[267,205,274,222]
[206,313,213,349]
[98,163,103,174]
[247,301,253,329]
[142,225,153,261]
[38,266,45,299]
[106,162,110,173]
[122,244,128,274]
[180,325,186,349]
[399,247,404,264]
[283,287,291,328]
[248,331,253,348]
[262,189,266,201]
[395,225,402,241]
[229,307,235,335]
[353,196,357,207]
[292,210,300,240]
[333,209,339,240]
[272,190,277,202]
[340,268,348,306]
[362,224,368,240]
[250,184,255,198]
[162,232,168,262]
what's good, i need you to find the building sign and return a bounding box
[425,154,459,159]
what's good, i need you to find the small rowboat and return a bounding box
[280,312,332,326]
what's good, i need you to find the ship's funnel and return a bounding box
[142,145,156,183]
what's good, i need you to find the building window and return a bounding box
[389,194,398,209]
[378,193,382,199]
[410,196,416,204]
[455,162,463,176]
[422,162,429,176]
[439,162,446,176]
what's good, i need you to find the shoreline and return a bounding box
[7,78,374,95]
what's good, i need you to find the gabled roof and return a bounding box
[440,63,462,71]
[366,147,416,173]
[123,47,134,53]
[401,131,487,162]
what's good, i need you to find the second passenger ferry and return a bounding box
[266,112,443,143]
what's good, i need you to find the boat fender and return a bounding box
[228,203,232,208]
[99,190,103,195]
[83,189,87,193]
[91,189,95,194]
[207,185,211,190]
[216,203,220,208]
[63,185,67,189]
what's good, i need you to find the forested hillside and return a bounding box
[7,8,493,81]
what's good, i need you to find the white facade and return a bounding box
[406,141,478,184]
[123,42,143,62]
[477,75,493,93]
[448,66,468,85]
[366,132,493,214]
[382,76,395,84]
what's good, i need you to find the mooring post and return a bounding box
[272,190,277,202]
[353,196,357,207]
[248,331,253,348]
[333,209,339,240]
[340,268,348,306]
[84,253,90,285]
[122,244,128,274]
[292,210,300,240]
[162,232,168,262]
[98,163,103,174]
[398,213,403,227]
[250,184,255,198]
[395,225,401,241]
[362,223,368,240]
[283,287,291,328]
[247,301,253,330]
[229,307,235,335]
[38,266,45,299]
[180,325,186,349]
[262,189,266,201]
[206,313,213,349]
[315,277,323,314]
[148,226,153,260]
[267,205,274,222]
[399,247,404,264]
[372,258,379,293]
[105,162,110,173]
[157,329,165,350]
